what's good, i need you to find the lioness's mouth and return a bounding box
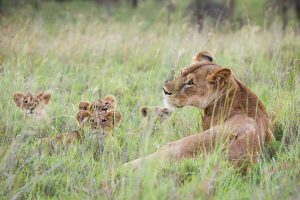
[163,95,176,111]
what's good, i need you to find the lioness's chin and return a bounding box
[163,95,183,110]
[163,96,174,111]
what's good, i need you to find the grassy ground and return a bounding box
[0,1,299,199]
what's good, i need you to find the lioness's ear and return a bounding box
[140,106,149,117]
[76,110,91,126]
[38,92,51,105]
[13,92,25,107]
[194,51,214,62]
[79,101,92,111]
[207,68,232,86]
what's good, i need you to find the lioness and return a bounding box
[13,92,51,118]
[125,51,275,169]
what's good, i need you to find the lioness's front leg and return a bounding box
[124,115,258,169]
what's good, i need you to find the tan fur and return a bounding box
[125,51,275,170]
[41,130,84,145]
[140,106,173,124]
[78,101,92,111]
[13,91,51,118]
[77,110,122,137]
[41,109,122,145]
[78,95,117,114]
[128,106,173,136]
[193,50,214,63]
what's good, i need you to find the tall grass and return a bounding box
[0,1,299,199]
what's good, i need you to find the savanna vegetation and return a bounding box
[0,0,299,199]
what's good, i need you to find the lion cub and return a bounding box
[42,106,121,147]
[128,106,173,136]
[13,92,51,119]
[140,106,173,124]
[77,110,122,137]
[78,95,116,114]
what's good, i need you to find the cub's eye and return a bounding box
[187,80,194,85]
[23,100,28,104]
[90,119,95,123]
[102,119,107,123]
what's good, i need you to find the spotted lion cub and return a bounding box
[128,106,173,136]
[140,106,173,124]
[13,92,51,118]
[77,110,122,137]
[41,110,122,147]
[78,95,116,114]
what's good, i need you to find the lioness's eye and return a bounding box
[187,80,194,85]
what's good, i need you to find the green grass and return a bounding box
[0,1,299,199]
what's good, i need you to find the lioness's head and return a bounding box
[163,51,232,109]
[76,110,122,136]
[140,106,173,123]
[78,95,116,114]
[13,92,51,115]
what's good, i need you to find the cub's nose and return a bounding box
[163,87,172,95]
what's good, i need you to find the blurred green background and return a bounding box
[0,0,299,199]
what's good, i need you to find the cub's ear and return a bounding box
[79,101,92,111]
[106,111,122,127]
[37,92,51,105]
[112,111,122,127]
[102,95,117,109]
[76,110,91,126]
[207,68,232,86]
[13,92,25,107]
[140,106,149,117]
[194,51,214,62]
[103,95,116,104]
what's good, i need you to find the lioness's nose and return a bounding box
[163,87,172,95]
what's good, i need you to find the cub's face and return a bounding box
[163,51,231,110]
[13,92,51,115]
[77,110,122,136]
[140,106,173,123]
[78,95,116,114]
